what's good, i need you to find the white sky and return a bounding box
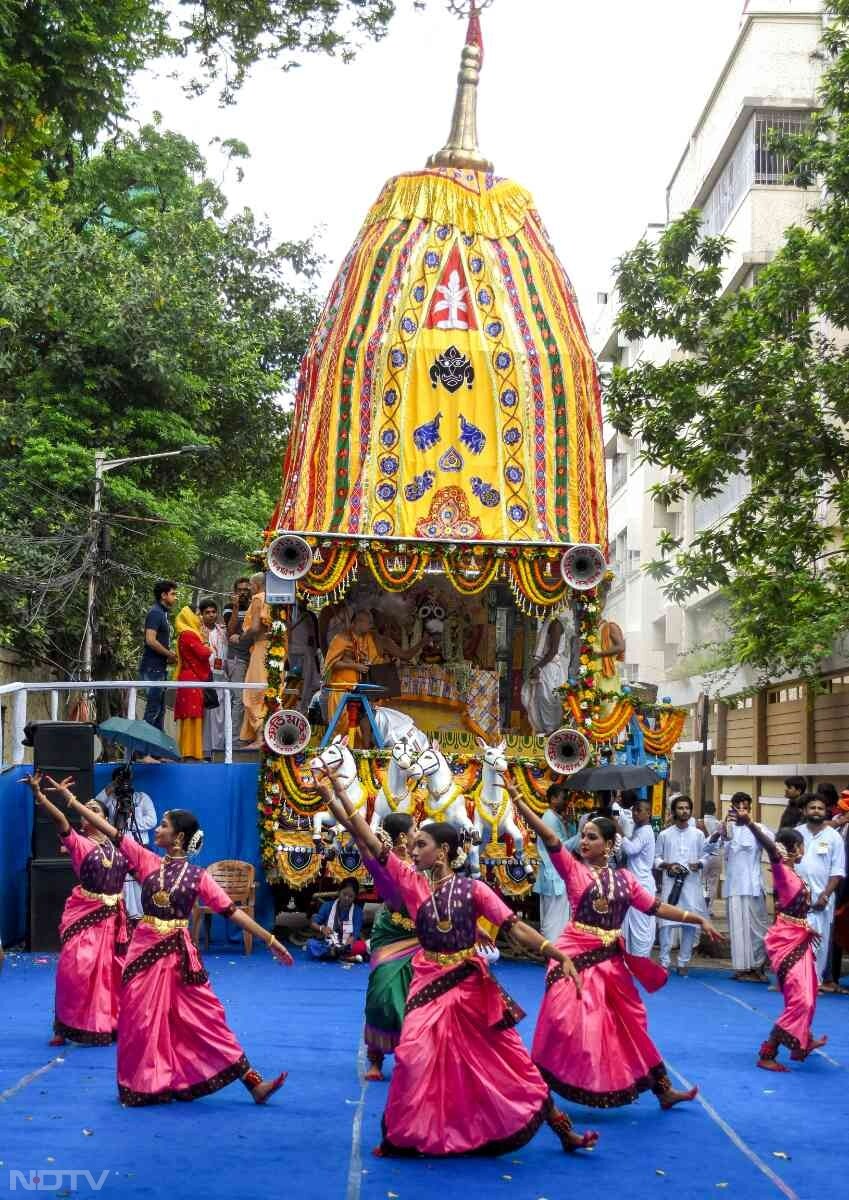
[132,0,744,324]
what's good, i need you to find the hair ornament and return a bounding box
[186,829,205,858]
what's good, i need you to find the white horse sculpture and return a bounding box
[473,737,528,872]
[405,738,480,875]
[368,709,430,832]
[308,735,366,839]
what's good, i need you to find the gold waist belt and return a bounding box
[79,887,121,907]
[140,915,189,934]
[572,922,623,948]
[390,911,415,931]
[423,945,477,966]
[777,913,810,929]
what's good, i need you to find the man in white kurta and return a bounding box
[655,796,708,975]
[521,606,574,735]
[797,794,846,980]
[718,794,769,978]
[622,797,658,956]
[533,784,572,942]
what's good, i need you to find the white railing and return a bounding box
[0,680,270,768]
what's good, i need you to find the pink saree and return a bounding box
[116,838,249,1106]
[368,851,552,1157]
[763,861,819,1059]
[53,829,130,1045]
[532,847,673,1107]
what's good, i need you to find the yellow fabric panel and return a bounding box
[364,169,532,239]
[273,170,607,552]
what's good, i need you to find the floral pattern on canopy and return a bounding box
[267,166,607,608]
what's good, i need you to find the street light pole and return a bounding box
[80,445,212,682]
[81,452,106,682]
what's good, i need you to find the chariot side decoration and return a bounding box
[253,3,686,901]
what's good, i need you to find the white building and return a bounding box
[592,1,837,809]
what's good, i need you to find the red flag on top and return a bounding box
[466,1,483,67]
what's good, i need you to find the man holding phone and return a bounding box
[719,792,770,982]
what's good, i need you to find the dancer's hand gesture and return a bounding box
[45,774,76,802]
[268,937,294,967]
[700,918,725,944]
[19,771,46,803]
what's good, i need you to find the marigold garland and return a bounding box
[300,545,358,596]
[508,556,570,607]
[638,710,686,755]
[364,548,429,592]
[441,554,501,595]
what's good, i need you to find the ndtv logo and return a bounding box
[9,1170,110,1191]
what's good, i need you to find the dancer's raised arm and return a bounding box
[20,772,71,834]
[44,775,120,840]
[732,808,780,862]
[311,775,383,860]
[506,780,562,850]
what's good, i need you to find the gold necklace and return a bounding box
[89,835,115,870]
[590,865,615,915]
[430,871,455,933]
[152,854,189,909]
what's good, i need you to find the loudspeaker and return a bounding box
[29,722,95,859]
[31,721,96,771]
[28,859,77,951]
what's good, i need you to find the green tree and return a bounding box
[607,2,849,685]
[0,124,319,674]
[0,0,400,200]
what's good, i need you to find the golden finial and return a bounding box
[427,1,494,174]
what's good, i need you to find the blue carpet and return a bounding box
[0,955,845,1200]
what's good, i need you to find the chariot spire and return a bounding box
[427,1,493,173]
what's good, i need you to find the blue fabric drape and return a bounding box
[0,762,268,947]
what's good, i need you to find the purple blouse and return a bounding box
[61,829,129,895]
[118,837,234,919]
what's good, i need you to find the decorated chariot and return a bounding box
[252,4,686,901]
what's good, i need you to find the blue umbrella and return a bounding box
[98,717,181,761]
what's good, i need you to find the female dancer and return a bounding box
[21,772,130,1046]
[314,778,598,1157]
[44,775,292,1106]
[513,786,723,1111]
[173,605,214,761]
[732,811,826,1070]
[361,813,419,1081]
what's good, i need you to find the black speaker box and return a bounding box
[28,859,77,951]
[29,721,96,857]
[32,721,96,771]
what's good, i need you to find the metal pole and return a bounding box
[81,452,105,683]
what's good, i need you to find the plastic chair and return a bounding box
[192,860,256,955]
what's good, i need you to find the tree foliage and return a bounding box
[0,0,400,201]
[607,2,849,684]
[0,125,319,673]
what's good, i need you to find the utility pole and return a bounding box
[81,452,106,682]
[80,445,212,682]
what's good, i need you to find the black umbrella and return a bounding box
[562,763,660,792]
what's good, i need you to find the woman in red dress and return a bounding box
[173,605,213,760]
[45,776,292,1107]
[315,778,599,1158]
[514,789,723,1112]
[21,773,130,1046]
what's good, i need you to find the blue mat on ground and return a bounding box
[1,954,845,1200]
[0,763,265,947]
